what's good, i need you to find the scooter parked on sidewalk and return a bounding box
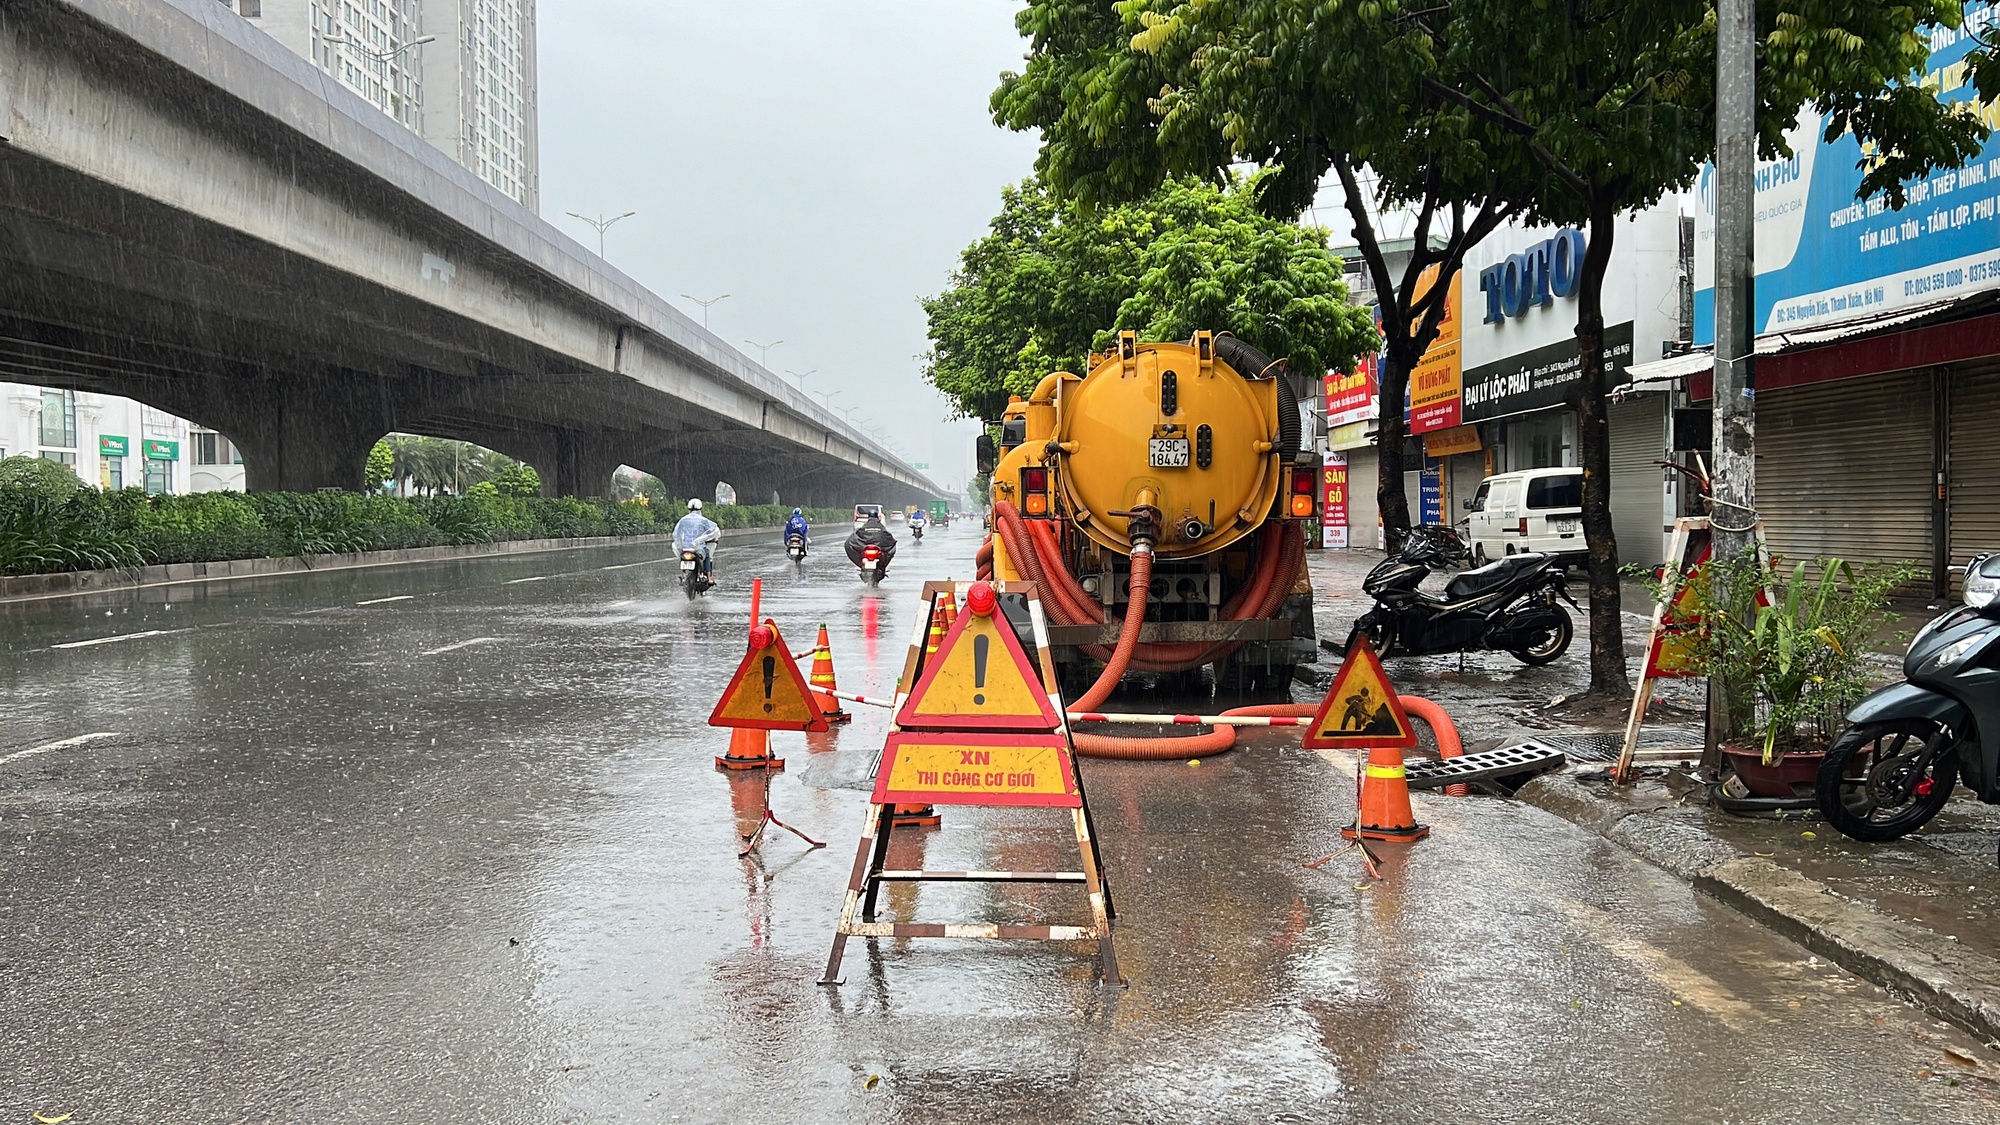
[1816,552,2000,847]
[1344,531,1577,664]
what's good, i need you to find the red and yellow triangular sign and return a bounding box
[1302,634,1418,750]
[709,620,830,732]
[896,597,1059,732]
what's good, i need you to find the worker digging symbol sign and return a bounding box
[1303,635,1429,843]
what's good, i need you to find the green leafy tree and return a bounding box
[994,0,1996,696]
[922,176,1378,420]
[993,1,1524,547]
[491,462,541,498]
[363,440,394,492]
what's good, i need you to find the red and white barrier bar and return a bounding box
[824,688,898,709]
[1065,712,1308,727]
[822,690,1307,728]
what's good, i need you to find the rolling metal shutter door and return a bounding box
[1347,448,1381,550]
[1949,360,2000,566]
[1757,372,1932,569]
[1608,395,1668,568]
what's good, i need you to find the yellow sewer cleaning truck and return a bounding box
[977,330,1318,700]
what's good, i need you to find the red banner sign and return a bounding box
[1322,451,1349,549]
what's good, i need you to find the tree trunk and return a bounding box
[1573,200,1630,698]
[1375,342,1416,553]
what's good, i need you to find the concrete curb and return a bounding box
[0,525,780,603]
[1517,768,2000,1046]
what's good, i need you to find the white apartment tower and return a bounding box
[229,0,539,210]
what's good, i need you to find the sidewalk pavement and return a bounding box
[1304,545,2000,1047]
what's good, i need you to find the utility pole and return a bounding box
[679,293,730,328]
[1710,0,1758,755]
[564,210,636,259]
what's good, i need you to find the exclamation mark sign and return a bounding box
[971,635,989,706]
[760,656,776,713]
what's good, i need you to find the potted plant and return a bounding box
[1654,555,1916,800]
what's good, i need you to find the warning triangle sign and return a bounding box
[1302,634,1418,750]
[710,620,830,732]
[896,597,1060,732]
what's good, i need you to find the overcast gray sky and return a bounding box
[536,0,1038,494]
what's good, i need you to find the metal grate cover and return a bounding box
[1404,741,1567,788]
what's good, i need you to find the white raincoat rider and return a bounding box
[674,499,721,578]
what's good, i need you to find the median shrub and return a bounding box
[0,454,868,576]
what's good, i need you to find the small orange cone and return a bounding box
[923,596,948,660]
[1341,744,1427,841]
[890,802,941,827]
[807,624,851,724]
[716,725,785,772]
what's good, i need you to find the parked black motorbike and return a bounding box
[1345,534,1577,664]
[1816,552,2000,845]
[1404,523,1472,569]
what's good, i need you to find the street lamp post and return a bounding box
[744,338,783,367]
[785,369,817,392]
[333,32,435,63]
[678,293,730,329]
[564,210,637,259]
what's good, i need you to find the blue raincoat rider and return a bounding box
[674,498,721,579]
[783,508,810,544]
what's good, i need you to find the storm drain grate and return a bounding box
[1543,733,1696,763]
[1405,741,1567,789]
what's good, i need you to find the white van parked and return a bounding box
[1463,468,1586,568]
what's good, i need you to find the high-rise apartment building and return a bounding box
[227,0,539,211]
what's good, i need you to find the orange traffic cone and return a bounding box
[923,596,948,660]
[1341,744,1428,841]
[807,624,851,724]
[938,592,958,639]
[716,726,785,772]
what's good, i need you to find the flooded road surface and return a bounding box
[4,523,1996,1123]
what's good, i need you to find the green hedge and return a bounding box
[0,457,849,576]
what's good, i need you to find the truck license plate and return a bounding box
[1148,438,1191,468]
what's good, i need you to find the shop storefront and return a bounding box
[1395,207,1683,565]
[1677,10,2000,592]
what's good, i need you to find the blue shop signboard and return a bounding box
[1694,5,2000,341]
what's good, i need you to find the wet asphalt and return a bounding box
[4,521,1998,1123]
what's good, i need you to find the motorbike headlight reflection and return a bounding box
[1919,634,1984,676]
[1964,576,2000,608]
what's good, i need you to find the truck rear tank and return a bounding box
[978,330,1319,697]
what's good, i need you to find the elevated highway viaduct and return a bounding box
[0,0,942,505]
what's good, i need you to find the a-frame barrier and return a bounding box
[818,581,1120,986]
[1612,516,1769,784]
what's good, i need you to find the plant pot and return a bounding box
[1720,743,1828,800]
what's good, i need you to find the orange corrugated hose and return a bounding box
[985,502,1318,757]
[1067,548,1151,712]
[1071,702,1317,759]
[1399,694,1469,797]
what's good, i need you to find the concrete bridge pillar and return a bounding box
[158,373,387,493]
[536,430,624,499]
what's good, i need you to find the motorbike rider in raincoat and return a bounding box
[783,508,810,545]
[674,498,722,580]
[844,512,898,569]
